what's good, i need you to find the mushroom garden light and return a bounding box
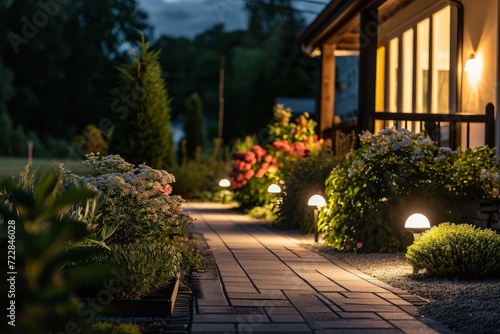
[308,194,326,243]
[218,179,231,203]
[405,213,431,240]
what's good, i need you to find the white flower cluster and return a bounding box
[70,154,189,243]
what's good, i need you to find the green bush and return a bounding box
[274,149,339,232]
[170,140,231,200]
[0,168,109,334]
[85,241,183,299]
[406,223,500,279]
[321,128,500,253]
[92,322,141,334]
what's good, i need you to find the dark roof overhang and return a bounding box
[300,0,413,57]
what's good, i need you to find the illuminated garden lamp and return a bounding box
[308,194,327,243]
[219,179,230,188]
[267,184,281,194]
[405,213,431,240]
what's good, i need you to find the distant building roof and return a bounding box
[275,97,316,115]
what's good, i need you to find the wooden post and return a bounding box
[358,8,378,134]
[485,103,495,148]
[319,43,335,142]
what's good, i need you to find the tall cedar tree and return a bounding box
[109,36,174,168]
[183,92,205,159]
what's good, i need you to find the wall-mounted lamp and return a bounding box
[464,53,481,84]
[405,213,431,240]
[308,194,327,243]
[464,53,476,72]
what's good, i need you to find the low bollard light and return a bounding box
[405,213,431,241]
[308,194,326,243]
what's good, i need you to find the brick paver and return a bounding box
[185,203,450,334]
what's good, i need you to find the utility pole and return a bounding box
[218,56,225,141]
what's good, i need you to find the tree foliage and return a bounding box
[182,92,205,159]
[108,35,174,169]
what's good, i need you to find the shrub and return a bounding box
[170,140,231,200]
[432,146,500,200]
[321,128,437,252]
[108,34,174,168]
[0,168,108,334]
[68,153,191,245]
[406,223,500,279]
[92,322,141,334]
[274,149,339,232]
[85,241,183,299]
[229,105,324,211]
[321,128,500,253]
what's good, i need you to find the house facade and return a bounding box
[300,0,499,152]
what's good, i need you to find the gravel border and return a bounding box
[319,249,500,334]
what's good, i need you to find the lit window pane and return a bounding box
[375,46,386,132]
[389,37,399,114]
[402,28,413,115]
[416,18,429,114]
[432,6,450,114]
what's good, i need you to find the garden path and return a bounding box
[184,202,450,334]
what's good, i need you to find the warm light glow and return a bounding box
[405,213,431,229]
[308,194,326,207]
[464,53,481,84]
[267,184,281,194]
[219,179,230,187]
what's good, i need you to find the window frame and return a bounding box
[376,1,461,115]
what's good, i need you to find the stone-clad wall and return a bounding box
[474,201,500,231]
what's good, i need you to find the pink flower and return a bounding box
[255,168,266,178]
[356,242,363,249]
[243,151,256,163]
[263,154,273,163]
[244,169,255,180]
[345,244,351,251]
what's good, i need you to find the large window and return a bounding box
[376,3,458,122]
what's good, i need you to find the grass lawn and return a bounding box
[0,157,87,177]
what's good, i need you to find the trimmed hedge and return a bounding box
[406,223,500,279]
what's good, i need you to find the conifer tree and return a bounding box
[183,92,205,159]
[109,34,174,168]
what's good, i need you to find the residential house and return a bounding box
[300,0,498,152]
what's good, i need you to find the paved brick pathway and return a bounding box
[184,203,449,334]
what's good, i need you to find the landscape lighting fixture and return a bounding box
[308,194,327,243]
[267,184,281,194]
[219,179,230,187]
[405,213,431,240]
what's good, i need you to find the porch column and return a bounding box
[358,8,378,134]
[319,43,336,142]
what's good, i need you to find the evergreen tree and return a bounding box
[182,92,205,159]
[109,35,174,169]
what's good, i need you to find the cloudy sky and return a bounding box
[137,0,328,38]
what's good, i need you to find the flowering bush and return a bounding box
[69,153,191,244]
[230,105,324,210]
[432,146,500,200]
[321,128,500,253]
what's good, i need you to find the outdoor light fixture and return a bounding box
[219,179,230,187]
[405,213,431,240]
[464,53,476,72]
[267,184,281,194]
[464,53,481,84]
[308,194,326,243]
